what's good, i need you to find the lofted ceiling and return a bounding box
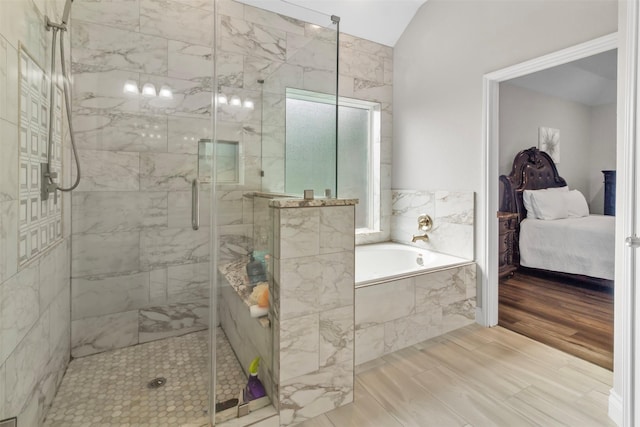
[234,0,428,47]
[506,49,618,107]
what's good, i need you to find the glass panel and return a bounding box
[260,20,338,195]
[285,97,337,195]
[214,1,337,425]
[284,92,380,230]
[61,0,215,425]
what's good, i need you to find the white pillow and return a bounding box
[530,190,568,220]
[523,186,568,219]
[565,190,589,217]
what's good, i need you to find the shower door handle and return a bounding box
[192,178,200,230]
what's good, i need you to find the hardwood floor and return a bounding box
[296,325,613,427]
[498,270,613,370]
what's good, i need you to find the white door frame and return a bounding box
[479,32,631,425]
[481,32,617,326]
[621,1,639,426]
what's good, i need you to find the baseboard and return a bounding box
[608,388,623,426]
[475,307,484,325]
[475,306,497,327]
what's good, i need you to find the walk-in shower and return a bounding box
[42,0,80,202]
[35,0,342,425]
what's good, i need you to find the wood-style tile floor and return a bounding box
[499,271,613,370]
[299,324,614,427]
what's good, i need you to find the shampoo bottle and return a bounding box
[246,253,266,284]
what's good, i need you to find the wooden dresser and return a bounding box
[497,212,519,278]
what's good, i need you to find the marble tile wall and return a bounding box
[0,0,73,424]
[69,0,214,357]
[391,190,475,260]
[341,34,394,246]
[271,202,355,426]
[355,263,476,365]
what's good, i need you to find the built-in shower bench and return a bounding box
[218,260,270,329]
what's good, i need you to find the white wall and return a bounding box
[394,0,619,419]
[499,83,616,214]
[394,0,617,285]
[589,103,617,214]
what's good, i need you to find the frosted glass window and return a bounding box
[338,106,370,228]
[285,98,337,196]
[285,89,380,231]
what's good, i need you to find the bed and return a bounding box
[500,147,614,286]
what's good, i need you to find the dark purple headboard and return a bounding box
[499,147,567,223]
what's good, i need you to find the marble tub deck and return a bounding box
[44,329,246,427]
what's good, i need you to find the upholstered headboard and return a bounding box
[499,147,567,223]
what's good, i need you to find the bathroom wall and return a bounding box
[69,0,214,357]
[215,0,394,262]
[0,0,72,424]
[391,190,474,260]
[393,0,617,310]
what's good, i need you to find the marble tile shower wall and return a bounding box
[69,0,214,357]
[216,0,394,262]
[391,190,475,260]
[0,0,72,424]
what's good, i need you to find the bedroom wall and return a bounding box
[393,0,617,307]
[589,103,617,214]
[498,82,616,214]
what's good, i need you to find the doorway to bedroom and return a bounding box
[496,48,617,370]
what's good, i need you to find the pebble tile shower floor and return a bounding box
[44,328,247,426]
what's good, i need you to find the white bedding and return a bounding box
[519,214,615,280]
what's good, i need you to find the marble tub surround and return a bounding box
[355,263,476,365]
[0,0,74,424]
[271,201,356,426]
[391,189,475,260]
[69,0,214,357]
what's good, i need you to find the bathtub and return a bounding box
[354,242,476,365]
[355,242,472,287]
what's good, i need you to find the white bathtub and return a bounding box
[355,242,472,287]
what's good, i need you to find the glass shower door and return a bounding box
[53,0,217,425]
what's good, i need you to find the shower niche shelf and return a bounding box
[219,260,270,329]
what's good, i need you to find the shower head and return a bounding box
[61,0,73,25]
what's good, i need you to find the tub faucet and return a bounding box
[412,233,429,243]
[412,214,432,243]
